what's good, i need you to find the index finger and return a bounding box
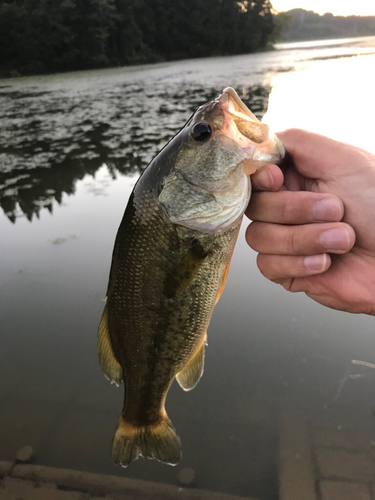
[251,164,284,192]
[276,128,365,179]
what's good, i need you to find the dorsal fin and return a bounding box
[97,304,122,386]
[176,336,206,391]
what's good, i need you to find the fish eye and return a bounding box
[191,122,212,142]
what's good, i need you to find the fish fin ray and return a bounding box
[97,304,122,387]
[166,239,210,296]
[176,335,206,391]
[112,416,181,467]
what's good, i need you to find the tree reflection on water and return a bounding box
[0,83,271,223]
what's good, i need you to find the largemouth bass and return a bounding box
[98,88,284,467]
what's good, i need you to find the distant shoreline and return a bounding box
[279,33,375,44]
[277,8,375,44]
[1,34,374,82]
[275,34,375,49]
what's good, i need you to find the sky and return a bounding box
[271,0,375,16]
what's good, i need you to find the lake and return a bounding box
[1,36,375,500]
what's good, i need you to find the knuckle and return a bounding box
[257,254,286,283]
[285,128,306,141]
[342,222,356,247]
[246,222,261,250]
[256,254,271,278]
[246,193,260,220]
[280,196,293,222]
[280,278,294,291]
[287,228,302,255]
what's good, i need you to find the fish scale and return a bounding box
[109,178,238,381]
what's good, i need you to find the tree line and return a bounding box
[0,0,275,77]
[277,9,375,41]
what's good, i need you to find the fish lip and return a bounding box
[218,87,268,143]
[216,87,285,174]
[218,87,260,123]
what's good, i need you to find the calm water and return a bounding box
[1,36,375,499]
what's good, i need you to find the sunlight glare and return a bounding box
[263,54,375,153]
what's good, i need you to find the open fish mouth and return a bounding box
[217,87,285,175]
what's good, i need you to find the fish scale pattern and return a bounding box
[106,179,239,425]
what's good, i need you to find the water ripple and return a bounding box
[0,79,271,222]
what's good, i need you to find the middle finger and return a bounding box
[246,221,355,255]
[246,191,344,224]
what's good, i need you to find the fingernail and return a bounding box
[254,169,274,190]
[313,199,341,221]
[320,228,351,251]
[304,254,327,272]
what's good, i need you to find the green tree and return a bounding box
[0,0,278,76]
[269,11,294,43]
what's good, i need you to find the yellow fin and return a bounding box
[176,336,206,391]
[97,304,122,387]
[112,416,182,467]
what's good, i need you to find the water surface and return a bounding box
[1,36,375,499]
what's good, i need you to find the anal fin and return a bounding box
[97,304,122,386]
[176,335,206,391]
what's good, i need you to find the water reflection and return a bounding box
[0,84,270,222]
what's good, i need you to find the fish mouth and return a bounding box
[217,87,285,175]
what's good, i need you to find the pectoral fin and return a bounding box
[176,335,206,391]
[97,304,122,386]
[166,240,210,297]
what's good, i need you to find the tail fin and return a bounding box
[112,416,182,467]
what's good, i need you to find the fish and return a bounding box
[97,87,285,467]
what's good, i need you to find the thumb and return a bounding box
[277,128,362,180]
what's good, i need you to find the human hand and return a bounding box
[246,128,375,315]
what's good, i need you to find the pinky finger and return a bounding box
[257,253,331,282]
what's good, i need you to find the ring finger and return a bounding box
[257,253,331,281]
